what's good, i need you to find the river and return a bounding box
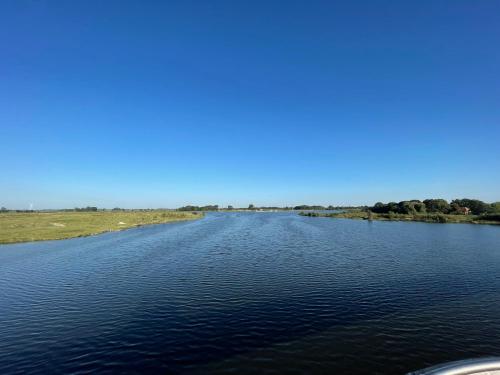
[1,212,500,374]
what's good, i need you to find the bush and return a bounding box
[477,214,500,222]
[436,214,448,223]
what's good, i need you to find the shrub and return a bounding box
[477,214,500,222]
[436,214,448,223]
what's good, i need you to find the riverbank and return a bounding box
[0,211,203,244]
[299,210,500,225]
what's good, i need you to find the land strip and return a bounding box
[299,210,500,225]
[0,210,203,244]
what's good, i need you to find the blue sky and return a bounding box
[1,0,499,209]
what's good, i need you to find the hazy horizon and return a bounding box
[2,1,499,209]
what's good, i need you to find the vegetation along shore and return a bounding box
[300,199,500,225]
[0,209,203,244]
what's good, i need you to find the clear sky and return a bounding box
[1,1,499,209]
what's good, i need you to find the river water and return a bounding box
[1,212,500,374]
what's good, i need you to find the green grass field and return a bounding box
[0,211,203,244]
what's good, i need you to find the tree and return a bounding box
[423,199,450,213]
[0,207,7,212]
[398,201,412,214]
[372,202,387,213]
[248,204,255,210]
[372,201,425,214]
[227,205,234,210]
[413,202,426,213]
[451,199,490,215]
[398,200,426,214]
[387,202,399,213]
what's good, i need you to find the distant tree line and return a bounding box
[174,204,369,211]
[0,207,35,213]
[292,205,365,210]
[370,199,499,215]
[293,205,327,210]
[178,205,219,211]
[73,206,98,212]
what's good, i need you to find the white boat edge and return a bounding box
[408,357,500,375]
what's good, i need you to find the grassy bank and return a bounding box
[299,210,500,225]
[0,210,203,244]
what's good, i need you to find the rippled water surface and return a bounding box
[1,212,500,374]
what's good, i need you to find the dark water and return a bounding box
[1,212,500,374]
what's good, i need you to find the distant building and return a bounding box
[459,207,471,215]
